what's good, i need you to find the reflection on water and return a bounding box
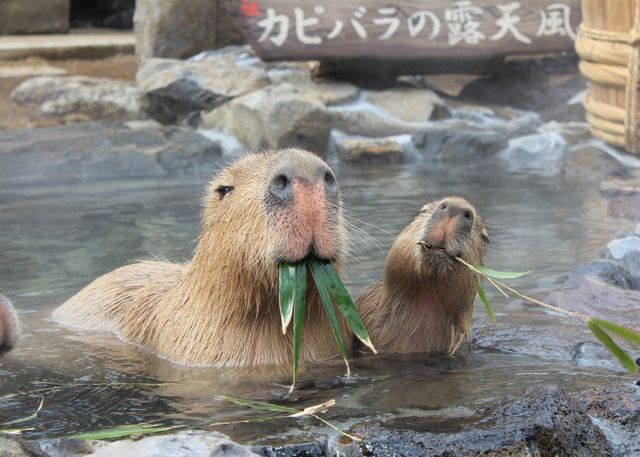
[0,156,636,443]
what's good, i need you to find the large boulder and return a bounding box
[358,385,612,456]
[134,0,244,60]
[137,48,270,125]
[0,121,223,184]
[202,83,332,155]
[0,0,69,34]
[10,76,139,122]
[365,88,448,123]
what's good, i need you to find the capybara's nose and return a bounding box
[433,198,474,229]
[267,162,338,204]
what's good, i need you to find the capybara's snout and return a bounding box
[265,151,344,263]
[421,196,484,260]
[266,155,339,208]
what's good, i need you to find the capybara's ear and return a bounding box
[0,291,19,351]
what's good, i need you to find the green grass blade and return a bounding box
[308,258,377,353]
[69,424,177,440]
[1,398,44,426]
[221,396,299,413]
[279,264,306,335]
[586,319,638,373]
[279,264,296,334]
[476,277,496,325]
[290,264,307,394]
[589,318,640,350]
[473,265,531,279]
[308,261,350,377]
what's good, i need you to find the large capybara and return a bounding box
[0,289,19,351]
[356,196,488,354]
[53,149,352,367]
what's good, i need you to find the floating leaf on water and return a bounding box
[221,396,298,414]
[1,397,43,426]
[69,423,178,440]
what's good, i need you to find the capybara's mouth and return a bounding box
[417,241,458,259]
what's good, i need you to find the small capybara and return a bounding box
[53,149,352,367]
[356,196,488,354]
[0,289,19,351]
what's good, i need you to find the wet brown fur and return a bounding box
[356,196,488,354]
[53,149,352,367]
[0,289,19,351]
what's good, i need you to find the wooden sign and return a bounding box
[225,0,581,66]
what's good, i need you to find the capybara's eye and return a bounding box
[215,185,234,200]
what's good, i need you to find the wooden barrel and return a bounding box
[576,0,640,153]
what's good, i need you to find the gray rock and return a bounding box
[562,145,632,183]
[571,341,625,370]
[604,236,640,275]
[600,179,640,198]
[572,260,640,291]
[411,106,539,160]
[88,431,259,457]
[137,49,270,125]
[253,442,325,457]
[336,137,404,164]
[546,274,640,334]
[358,385,612,456]
[0,121,222,184]
[573,383,640,457]
[365,88,447,123]
[9,76,139,122]
[0,0,68,34]
[266,62,314,85]
[608,196,640,221]
[202,83,331,155]
[328,102,429,138]
[134,0,244,60]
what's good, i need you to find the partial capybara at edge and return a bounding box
[356,196,488,354]
[53,148,352,368]
[0,289,19,351]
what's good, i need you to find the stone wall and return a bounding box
[0,0,69,34]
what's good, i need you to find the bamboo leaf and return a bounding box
[586,320,638,373]
[308,258,377,354]
[473,265,531,279]
[69,423,177,440]
[589,318,640,351]
[221,396,299,413]
[279,264,307,335]
[279,264,296,334]
[476,276,496,325]
[308,262,351,378]
[290,264,307,394]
